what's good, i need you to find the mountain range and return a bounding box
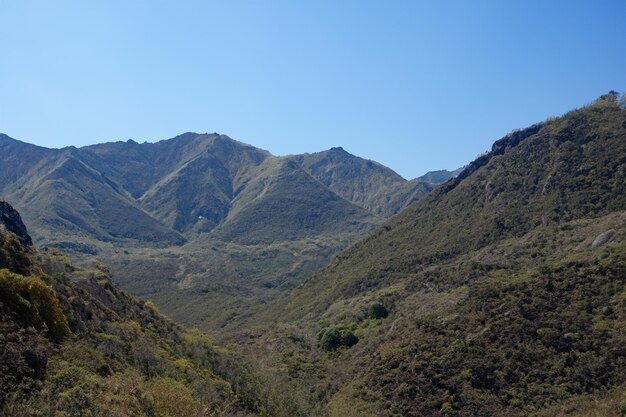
[1,92,625,417]
[0,132,459,328]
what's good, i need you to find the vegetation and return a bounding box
[367,303,388,319]
[228,94,626,417]
[0,270,70,342]
[0,211,266,416]
[2,93,625,417]
[291,147,438,217]
[0,131,444,333]
[318,328,359,352]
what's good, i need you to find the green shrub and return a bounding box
[0,269,70,342]
[319,328,359,351]
[368,302,389,319]
[319,328,342,351]
[340,330,359,347]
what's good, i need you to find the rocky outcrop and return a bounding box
[0,201,33,246]
[439,122,545,195]
[591,229,616,249]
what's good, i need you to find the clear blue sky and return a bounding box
[1,1,624,179]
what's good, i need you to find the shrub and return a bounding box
[0,269,70,342]
[340,330,359,347]
[368,303,389,319]
[319,328,342,351]
[319,328,359,351]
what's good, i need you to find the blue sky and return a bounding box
[1,1,624,179]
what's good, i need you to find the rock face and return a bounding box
[0,201,33,246]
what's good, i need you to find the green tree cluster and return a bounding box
[318,327,359,352]
[368,302,389,319]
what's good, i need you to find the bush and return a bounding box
[340,330,359,347]
[319,328,342,351]
[318,328,359,351]
[368,303,389,319]
[0,269,70,342]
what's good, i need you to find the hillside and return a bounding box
[291,147,436,217]
[279,94,626,315]
[0,202,270,416]
[2,95,625,417]
[137,135,271,234]
[229,93,626,417]
[0,132,445,330]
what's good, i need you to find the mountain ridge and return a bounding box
[229,94,626,417]
[0,131,456,331]
[0,131,449,248]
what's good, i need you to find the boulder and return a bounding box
[590,229,616,249]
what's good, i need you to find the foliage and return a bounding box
[0,225,266,417]
[368,303,388,319]
[0,269,70,342]
[318,327,359,352]
[0,230,32,275]
[360,246,626,416]
[3,95,626,417]
[319,328,342,351]
[238,95,626,417]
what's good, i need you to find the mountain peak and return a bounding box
[329,146,346,152]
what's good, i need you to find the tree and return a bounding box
[368,303,389,319]
[319,329,342,352]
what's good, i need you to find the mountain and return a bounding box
[0,133,435,247]
[3,94,625,417]
[230,93,626,417]
[132,135,271,234]
[0,132,441,330]
[417,167,464,184]
[0,135,186,249]
[291,147,435,217]
[0,202,267,416]
[0,132,449,249]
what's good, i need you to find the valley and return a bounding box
[3,2,625,416]
[1,93,625,416]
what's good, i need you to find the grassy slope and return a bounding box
[2,146,185,250]
[230,97,626,417]
[0,220,267,417]
[101,233,364,331]
[97,156,380,331]
[278,98,626,319]
[138,135,271,234]
[211,158,379,244]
